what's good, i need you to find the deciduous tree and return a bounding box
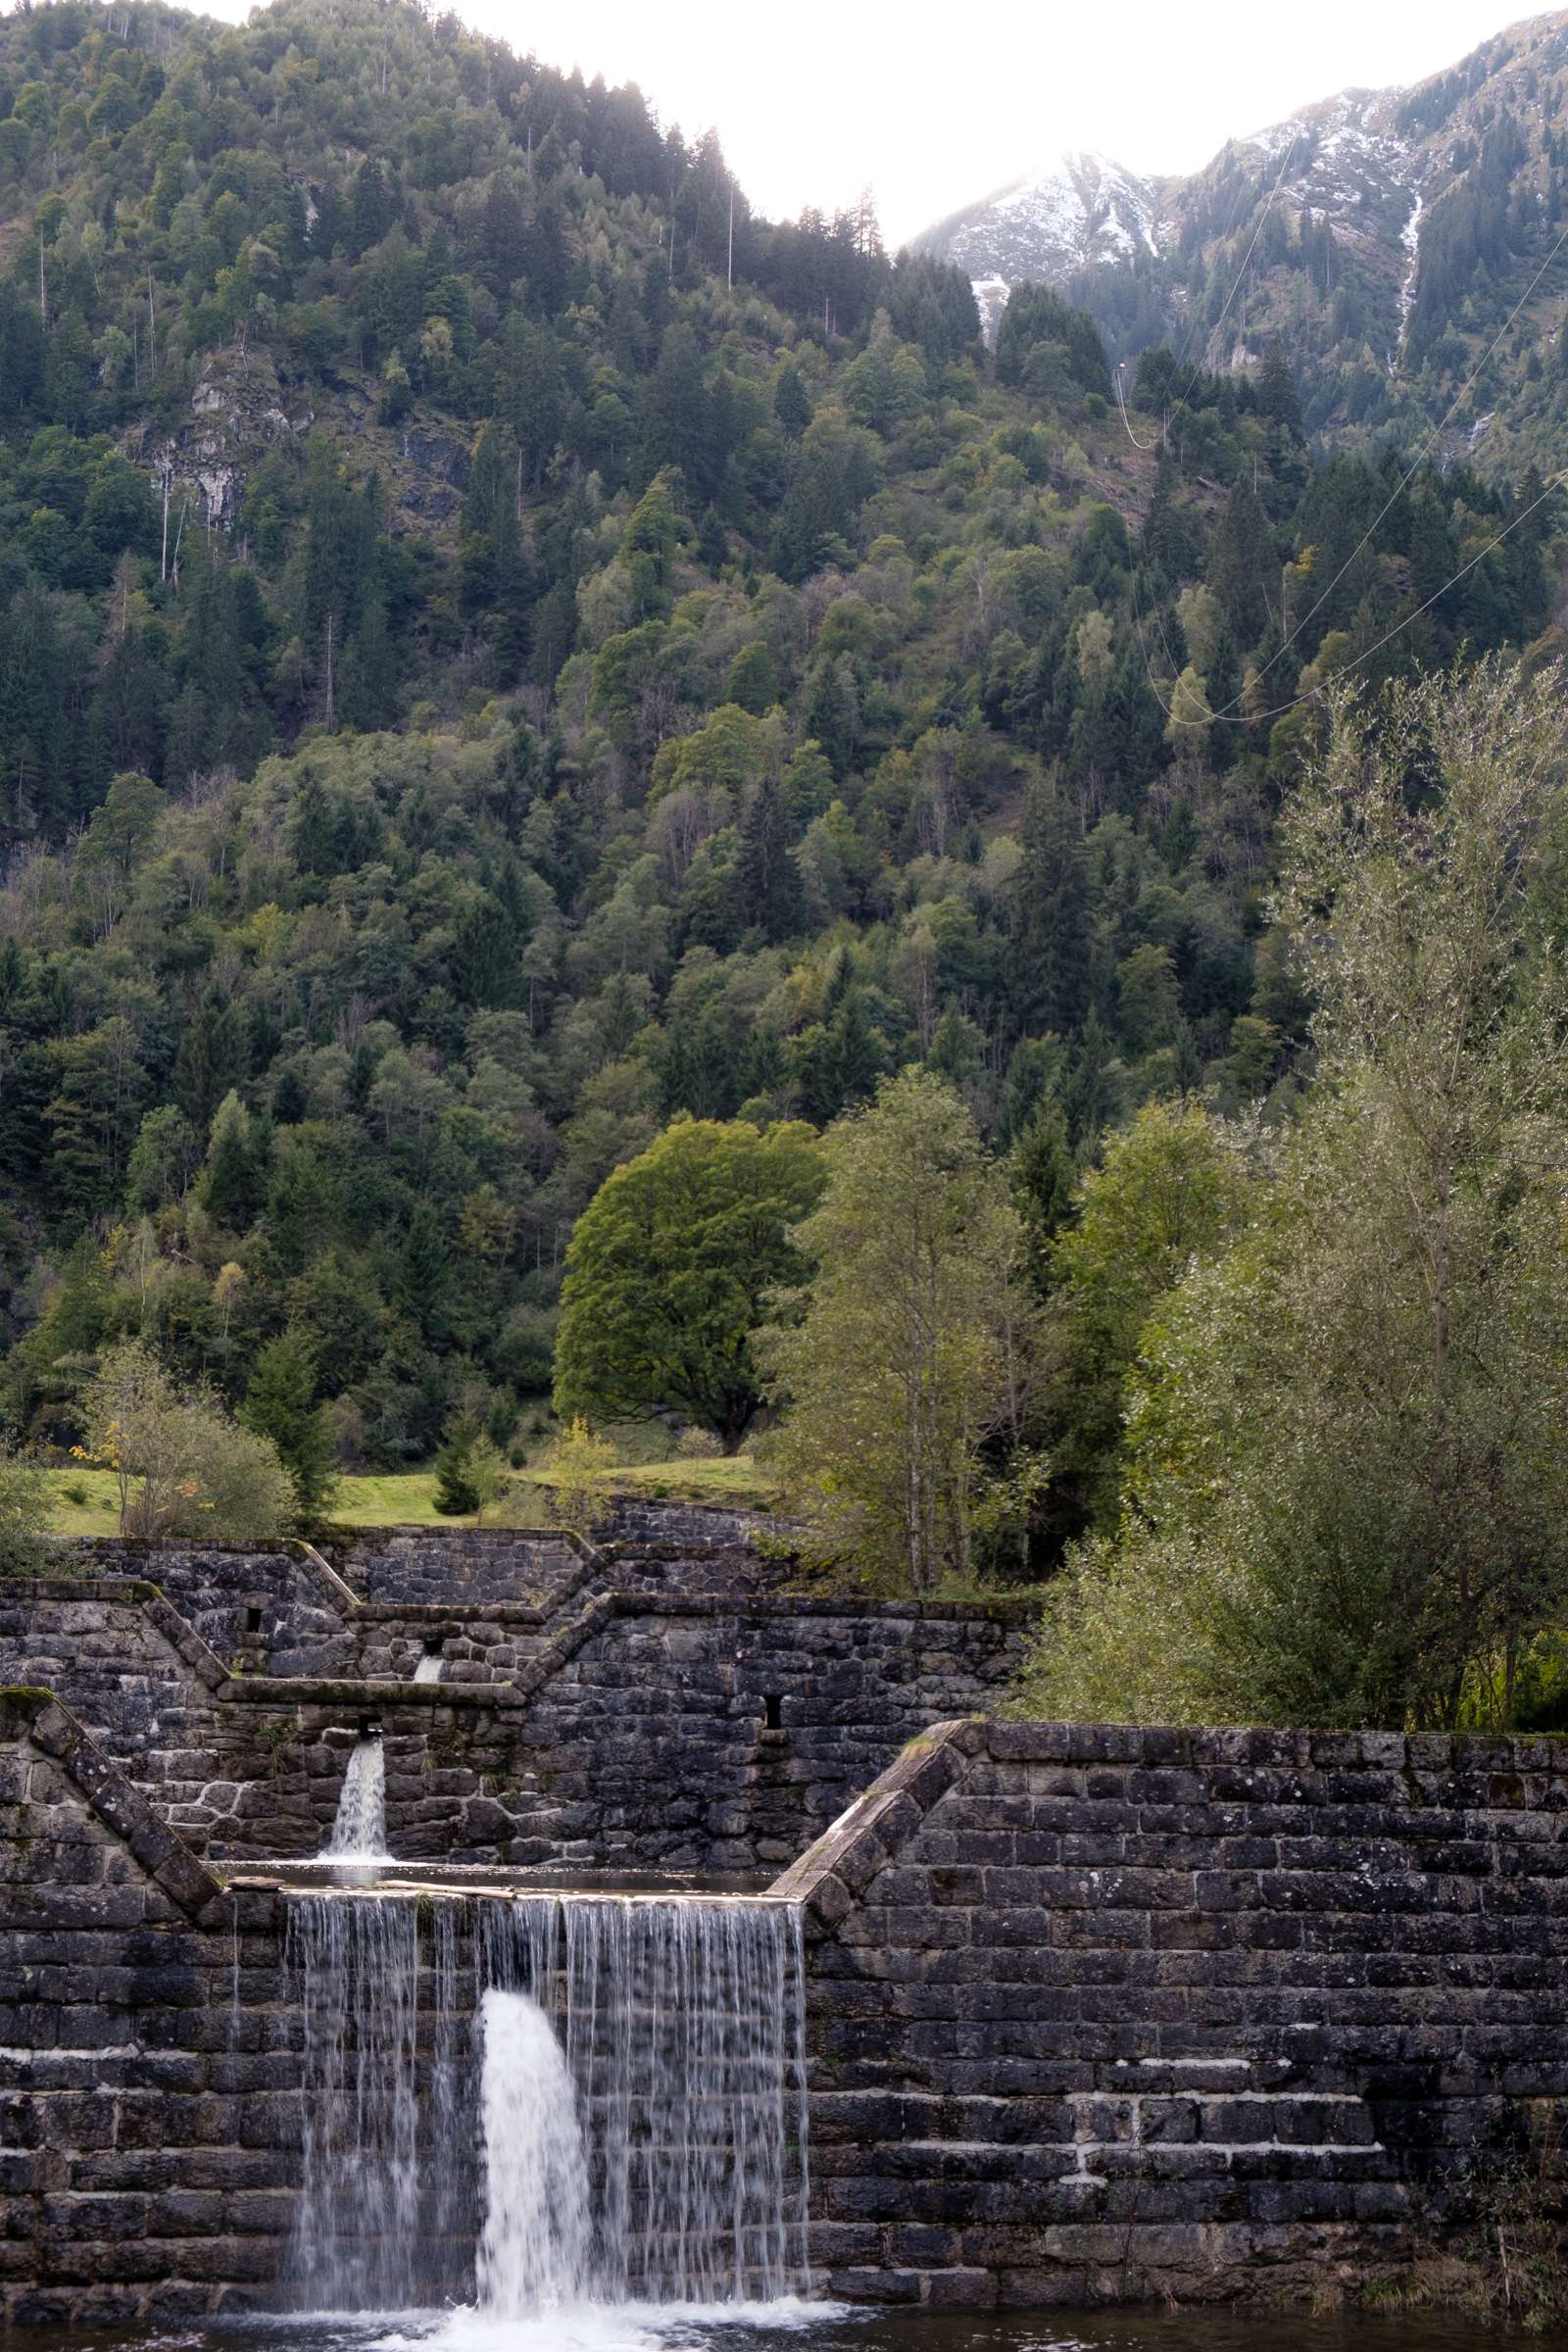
[554,1116,823,1446]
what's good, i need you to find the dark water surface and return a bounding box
[12,2305,1566,2352]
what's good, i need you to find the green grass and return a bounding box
[44,1469,122,1538]
[43,1447,777,1538]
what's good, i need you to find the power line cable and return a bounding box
[1195,209,1568,720]
[1130,465,1564,730]
[1114,129,1301,453]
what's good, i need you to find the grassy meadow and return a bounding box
[43,1442,776,1539]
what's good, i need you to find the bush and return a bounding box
[79,1340,292,1543]
[175,1405,294,1542]
[543,1418,616,1540]
[0,1446,49,1576]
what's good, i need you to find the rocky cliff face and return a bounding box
[914,9,1568,466]
[922,153,1161,339]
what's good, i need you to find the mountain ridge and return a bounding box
[911,8,1568,464]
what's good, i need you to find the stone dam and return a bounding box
[4,1505,1568,2326]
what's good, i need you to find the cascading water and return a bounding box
[413,1651,444,1683]
[281,1888,809,2321]
[477,1987,592,2315]
[285,1893,422,2309]
[553,1897,809,2304]
[323,1734,390,1861]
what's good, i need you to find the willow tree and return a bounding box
[1023,660,1568,1730]
[759,1068,1040,1593]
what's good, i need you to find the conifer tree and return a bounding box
[241,1326,336,1526]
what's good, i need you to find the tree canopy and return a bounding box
[553,1115,824,1445]
[1021,660,1568,1730]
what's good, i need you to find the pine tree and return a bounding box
[432,1421,481,1515]
[175,993,246,1130]
[241,1326,336,1525]
[1011,1102,1077,1292]
[1010,777,1093,1037]
[739,776,802,942]
[398,1200,449,1340]
[197,1090,261,1224]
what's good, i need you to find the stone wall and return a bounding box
[780,1717,1568,2312]
[332,1528,577,1607]
[63,1539,351,1677]
[0,1542,1030,1870]
[11,1695,1568,2319]
[164,1597,1025,1868]
[0,1690,295,2328]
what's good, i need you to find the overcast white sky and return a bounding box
[192,0,1544,242]
[433,0,1540,241]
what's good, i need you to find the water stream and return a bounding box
[282,1887,808,2323]
[24,2307,1566,2352]
[323,1735,391,1862]
[476,1987,592,2314]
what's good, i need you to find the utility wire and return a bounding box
[1131,465,1564,730]
[1193,208,1568,722]
[1113,129,1301,455]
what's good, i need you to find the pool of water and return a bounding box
[11,2304,1556,2352]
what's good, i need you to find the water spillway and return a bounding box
[477,1987,593,2315]
[282,1887,809,2318]
[322,1732,391,1862]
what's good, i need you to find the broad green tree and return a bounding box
[553,1117,824,1446]
[759,1068,1038,1592]
[1023,661,1568,1731]
[1040,1102,1251,1544]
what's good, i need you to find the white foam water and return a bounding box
[413,1653,444,1684]
[283,1889,809,2329]
[477,1988,592,2315]
[324,1735,391,1861]
[377,2299,831,2352]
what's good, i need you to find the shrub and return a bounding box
[0,1446,50,1576]
[79,1340,292,1543]
[543,1418,616,1540]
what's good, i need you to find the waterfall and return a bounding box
[413,1651,444,1683]
[281,1889,809,2317]
[324,1734,390,1861]
[285,1893,422,2309]
[477,1989,592,2315]
[550,1897,809,2303]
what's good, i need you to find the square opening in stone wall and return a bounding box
[764,1693,784,1731]
[245,1605,263,1633]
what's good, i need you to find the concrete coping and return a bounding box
[0,1685,223,1920]
[766,1714,1568,1933]
[767,1718,987,1925]
[220,1674,522,1711]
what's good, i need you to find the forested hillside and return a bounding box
[0,0,1559,1531]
